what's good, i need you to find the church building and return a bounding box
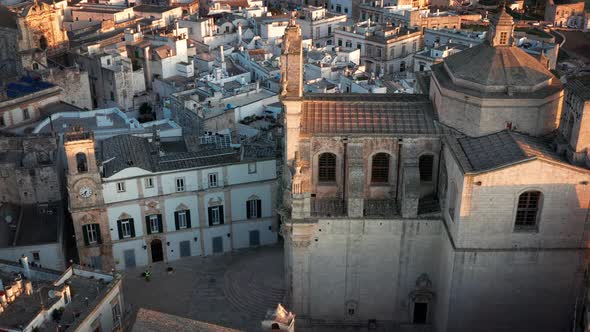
[280,8,590,332]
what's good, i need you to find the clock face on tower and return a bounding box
[79,186,93,198]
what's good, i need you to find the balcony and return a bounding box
[311,198,347,217]
[363,199,398,218]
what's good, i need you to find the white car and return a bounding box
[531,21,540,26]
[545,23,554,27]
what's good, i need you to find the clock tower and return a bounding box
[64,131,114,271]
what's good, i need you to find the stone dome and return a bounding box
[442,42,555,94]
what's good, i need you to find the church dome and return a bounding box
[442,42,555,94]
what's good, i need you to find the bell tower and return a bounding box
[281,13,304,172]
[488,6,515,47]
[64,131,113,271]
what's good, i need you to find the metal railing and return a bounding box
[364,199,398,218]
[311,198,347,217]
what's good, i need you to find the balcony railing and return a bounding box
[311,198,347,217]
[364,199,398,218]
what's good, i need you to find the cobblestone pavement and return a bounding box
[122,245,285,331]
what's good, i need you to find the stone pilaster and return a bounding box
[347,142,364,218]
[286,223,316,316]
[401,164,420,218]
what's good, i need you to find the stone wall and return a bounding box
[43,67,93,110]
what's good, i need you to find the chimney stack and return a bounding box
[238,24,243,44]
[20,255,30,279]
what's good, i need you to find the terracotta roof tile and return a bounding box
[300,94,436,136]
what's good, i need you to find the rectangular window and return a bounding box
[0,115,5,127]
[178,211,187,229]
[23,108,30,120]
[248,162,257,174]
[208,206,224,226]
[145,177,154,188]
[121,219,131,238]
[175,210,191,230]
[32,252,40,261]
[86,224,99,244]
[110,91,115,101]
[500,32,507,44]
[208,173,218,187]
[176,177,185,192]
[246,199,262,219]
[149,215,159,233]
[116,182,126,192]
[0,168,8,177]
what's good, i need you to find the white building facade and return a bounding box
[64,133,279,271]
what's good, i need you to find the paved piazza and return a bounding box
[123,245,286,331]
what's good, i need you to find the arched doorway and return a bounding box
[418,154,435,199]
[150,239,163,262]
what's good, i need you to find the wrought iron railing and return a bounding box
[311,198,347,217]
[363,199,398,218]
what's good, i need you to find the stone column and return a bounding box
[347,142,364,218]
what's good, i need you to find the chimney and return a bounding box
[143,46,152,90]
[137,23,141,33]
[238,24,243,44]
[220,45,226,71]
[175,20,180,36]
[24,281,32,296]
[20,255,30,279]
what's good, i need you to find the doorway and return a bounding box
[249,230,260,247]
[124,249,136,268]
[151,239,164,262]
[413,302,428,324]
[212,236,223,254]
[179,240,191,258]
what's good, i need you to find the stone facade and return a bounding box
[64,132,114,271]
[0,2,68,78]
[280,11,590,332]
[545,0,586,28]
[0,135,61,204]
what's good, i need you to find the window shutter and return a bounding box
[246,201,252,219]
[95,224,102,244]
[130,219,135,237]
[208,207,213,226]
[82,225,89,246]
[174,211,180,230]
[257,200,262,218]
[157,214,163,233]
[145,216,151,235]
[186,210,192,228]
[117,220,123,240]
[219,206,225,225]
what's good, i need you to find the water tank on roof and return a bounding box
[226,104,233,109]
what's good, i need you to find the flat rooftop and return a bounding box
[33,107,140,135]
[0,262,118,332]
[0,202,61,248]
[206,88,277,115]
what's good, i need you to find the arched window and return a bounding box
[371,153,390,183]
[515,191,542,230]
[318,153,336,183]
[419,154,434,182]
[39,35,47,50]
[76,152,88,173]
[400,61,406,72]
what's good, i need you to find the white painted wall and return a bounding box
[0,242,65,271]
